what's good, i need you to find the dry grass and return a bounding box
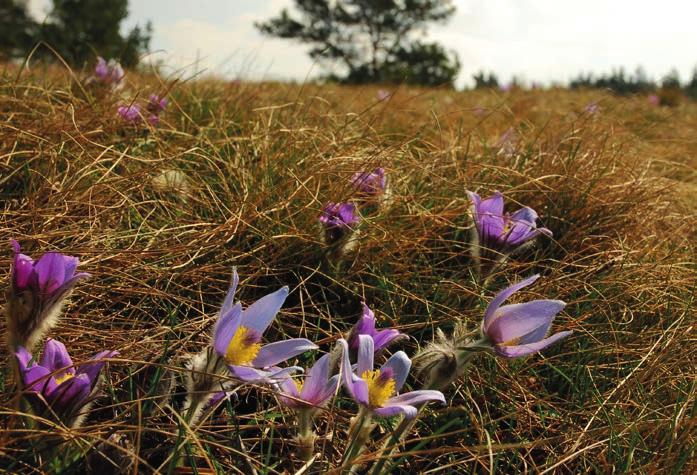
[0,62,695,474]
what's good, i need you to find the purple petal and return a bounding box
[300,353,331,401]
[338,338,369,406]
[40,339,74,374]
[252,338,317,368]
[11,241,35,290]
[229,364,301,383]
[372,329,405,352]
[356,335,374,376]
[483,275,540,332]
[495,331,573,358]
[509,206,538,223]
[374,404,417,418]
[474,191,505,238]
[77,350,118,385]
[220,269,240,316]
[387,390,446,407]
[15,346,34,371]
[52,373,91,408]
[213,303,243,357]
[380,351,411,392]
[240,286,289,335]
[487,300,566,344]
[34,253,72,294]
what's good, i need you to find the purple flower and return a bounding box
[147,94,168,114]
[351,168,386,197]
[213,269,317,383]
[94,57,124,88]
[500,82,512,92]
[319,202,360,245]
[7,240,90,349]
[648,94,660,106]
[15,338,117,426]
[481,275,572,358]
[275,354,339,410]
[467,191,552,255]
[117,104,142,123]
[339,336,445,418]
[348,304,405,353]
[377,89,391,101]
[585,102,600,114]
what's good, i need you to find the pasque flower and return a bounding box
[339,336,444,418]
[6,240,90,350]
[146,94,168,125]
[348,304,405,354]
[213,269,317,383]
[467,190,552,256]
[117,104,142,123]
[276,353,339,410]
[94,57,124,89]
[352,168,386,197]
[481,274,572,358]
[319,202,360,245]
[15,338,117,427]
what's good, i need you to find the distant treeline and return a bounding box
[474,67,697,99]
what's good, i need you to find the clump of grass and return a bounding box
[0,63,694,473]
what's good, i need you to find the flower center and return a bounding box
[54,372,74,385]
[361,369,396,408]
[225,326,262,366]
[293,378,304,394]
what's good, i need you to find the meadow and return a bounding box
[0,63,695,474]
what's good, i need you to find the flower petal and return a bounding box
[220,269,239,317]
[387,389,445,407]
[40,339,74,373]
[77,350,118,385]
[15,346,34,371]
[374,404,417,418]
[240,286,289,335]
[380,351,411,392]
[487,300,566,344]
[338,338,369,406]
[495,330,573,358]
[252,338,317,368]
[356,335,374,376]
[483,274,540,332]
[229,364,302,383]
[373,329,405,352]
[52,373,91,408]
[34,253,74,294]
[213,303,243,357]
[300,353,331,401]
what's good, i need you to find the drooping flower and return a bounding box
[480,274,572,358]
[585,102,600,114]
[145,94,168,125]
[15,338,117,427]
[6,240,90,350]
[94,57,124,89]
[319,202,360,246]
[117,104,142,123]
[351,168,386,198]
[495,127,518,156]
[339,336,445,418]
[348,304,405,354]
[467,191,552,259]
[147,94,168,114]
[276,353,339,410]
[213,269,317,383]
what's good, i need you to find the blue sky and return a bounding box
[27,0,697,87]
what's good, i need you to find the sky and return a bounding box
[26,0,697,88]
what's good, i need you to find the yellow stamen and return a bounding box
[293,378,304,394]
[225,326,262,366]
[361,370,396,408]
[54,372,74,385]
